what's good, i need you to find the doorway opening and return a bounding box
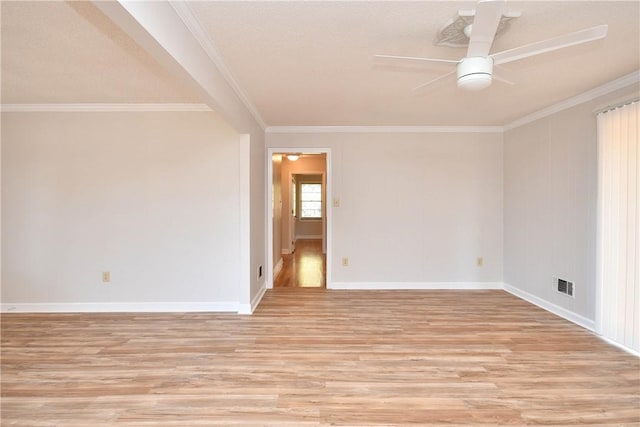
[267,148,331,289]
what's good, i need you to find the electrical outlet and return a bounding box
[102,271,111,283]
[476,257,483,267]
[342,257,349,267]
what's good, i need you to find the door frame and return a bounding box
[290,174,297,254]
[266,147,332,289]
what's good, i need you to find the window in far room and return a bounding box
[300,182,322,219]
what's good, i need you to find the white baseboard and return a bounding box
[1,301,239,313]
[273,258,283,279]
[296,234,322,239]
[596,335,640,357]
[329,282,503,290]
[0,284,614,348]
[503,283,596,331]
[237,282,267,315]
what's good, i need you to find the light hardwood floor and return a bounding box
[274,239,325,288]
[2,290,639,426]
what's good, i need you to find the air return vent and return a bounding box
[554,277,575,298]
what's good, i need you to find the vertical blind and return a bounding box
[597,100,639,353]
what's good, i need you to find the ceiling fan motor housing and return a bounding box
[457,56,493,90]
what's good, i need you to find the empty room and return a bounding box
[1,1,639,425]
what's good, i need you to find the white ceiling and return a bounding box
[1,1,200,104]
[2,1,639,126]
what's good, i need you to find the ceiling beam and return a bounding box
[91,0,265,133]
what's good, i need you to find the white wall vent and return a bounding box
[554,277,575,298]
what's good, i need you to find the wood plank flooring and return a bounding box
[274,239,325,288]
[2,290,639,426]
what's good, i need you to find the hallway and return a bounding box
[274,239,326,288]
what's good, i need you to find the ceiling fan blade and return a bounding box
[492,74,515,86]
[467,0,505,57]
[491,24,608,65]
[412,70,457,94]
[493,65,516,85]
[374,54,458,65]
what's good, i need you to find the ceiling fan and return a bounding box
[375,0,608,91]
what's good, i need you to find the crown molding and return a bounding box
[593,96,639,116]
[169,1,267,130]
[266,125,504,134]
[5,74,635,128]
[0,103,212,113]
[504,71,640,131]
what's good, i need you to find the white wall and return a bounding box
[266,131,504,288]
[90,1,268,313]
[2,111,244,310]
[504,85,640,326]
[249,132,266,305]
[271,154,282,272]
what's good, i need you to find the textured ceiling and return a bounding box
[1,1,201,104]
[1,1,638,127]
[189,1,640,126]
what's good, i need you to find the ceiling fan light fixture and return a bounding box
[457,73,492,90]
[377,0,607,94]
[457,56,493,90]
